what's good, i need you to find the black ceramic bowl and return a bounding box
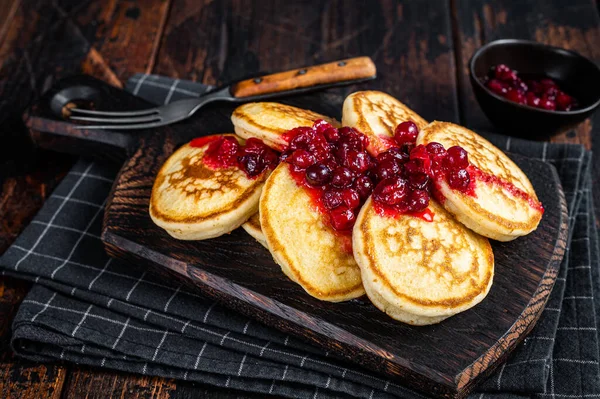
[470,39,600,138]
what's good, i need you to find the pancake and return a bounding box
[241,212,268,248]
[353,198,494,325]
[342,91,428,155]
[150,134,267,240]
[260,163,364,302]
[416,121,543,241]
[231,102,340,151]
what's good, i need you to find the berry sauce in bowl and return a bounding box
[469,39,600,138]
[482,64,578,111]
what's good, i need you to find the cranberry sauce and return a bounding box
[371,125,472,220]
[189,135,221,148]
[482,64,578,111]
[281,121,375,233]
[281,119,544,234]
[281,120,445,234]
[190,135,279,179]
[468,166,544,213]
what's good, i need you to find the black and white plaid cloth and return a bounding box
[1,74,598,398]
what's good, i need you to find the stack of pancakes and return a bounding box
[150,93,543,325]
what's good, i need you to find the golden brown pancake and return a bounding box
[342,91,428,155]
[231,102,340,151]
[260,163,364,302]
[150,135,268,240]
[241,213,267,248]
[353,199,494,325]
[416,122,543,241]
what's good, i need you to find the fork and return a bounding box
[69,57,377,130]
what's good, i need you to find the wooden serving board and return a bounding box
[27,76,568,398]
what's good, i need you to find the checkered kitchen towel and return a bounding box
[1,74,598,398]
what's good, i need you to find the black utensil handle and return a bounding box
[24,75,151,163]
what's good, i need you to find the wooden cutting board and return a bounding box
[26,75,568,398]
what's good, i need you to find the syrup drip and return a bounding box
[189,135,221,148]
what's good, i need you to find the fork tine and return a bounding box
[69,107,159,117]
[69,114,161,124]
[74,121,165,130]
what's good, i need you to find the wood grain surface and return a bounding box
[0,0,598,398]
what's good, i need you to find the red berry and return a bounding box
[493,64,510,75]
[527,80,542,95]
[320,157,338,172]
[372,177,408,205]
[526,92,541,108]
[262,150,279,169]
[376,159,401,180]
[305,163,332,186]
[409,144,432,174]
[313,119,333,134]
[312,146,330,162]
[289,149,315,169]
[505,88,526,104]
[408,172,429,190]
[217,136,240,156]
[403,159,422,176]
[346,150,371,173]
[377,148,409,165]
[338,126,356,137]
[540,96,556,111]
[394,121,419,145]
[406,189,429,212]
[486,79,509,95]
[354,174,374,199]
[329,207,355,231]
[426,142,446,157]
[494,64,517,82]
[323,127,340,143]
[208,136,240,167]
[544,86,558,99]
[556,91,574,111]
[337,135,363,153]
[447,169,470,191]
[331,167,355,188]
[289,132,311,150]
[444,146,469,170]
[409,144,430,162]
[239,154,259,177]
[516,79,528,92]
[341,188,361,209]
[322,189,343,209]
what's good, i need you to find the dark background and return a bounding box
[0,0,598,397]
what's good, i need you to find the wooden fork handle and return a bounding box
[230,57,377,98]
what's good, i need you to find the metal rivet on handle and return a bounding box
[298,69,307,75]
[253,77,262,83]
[338,61,347,66]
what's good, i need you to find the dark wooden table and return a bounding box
[0,1,598,397]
